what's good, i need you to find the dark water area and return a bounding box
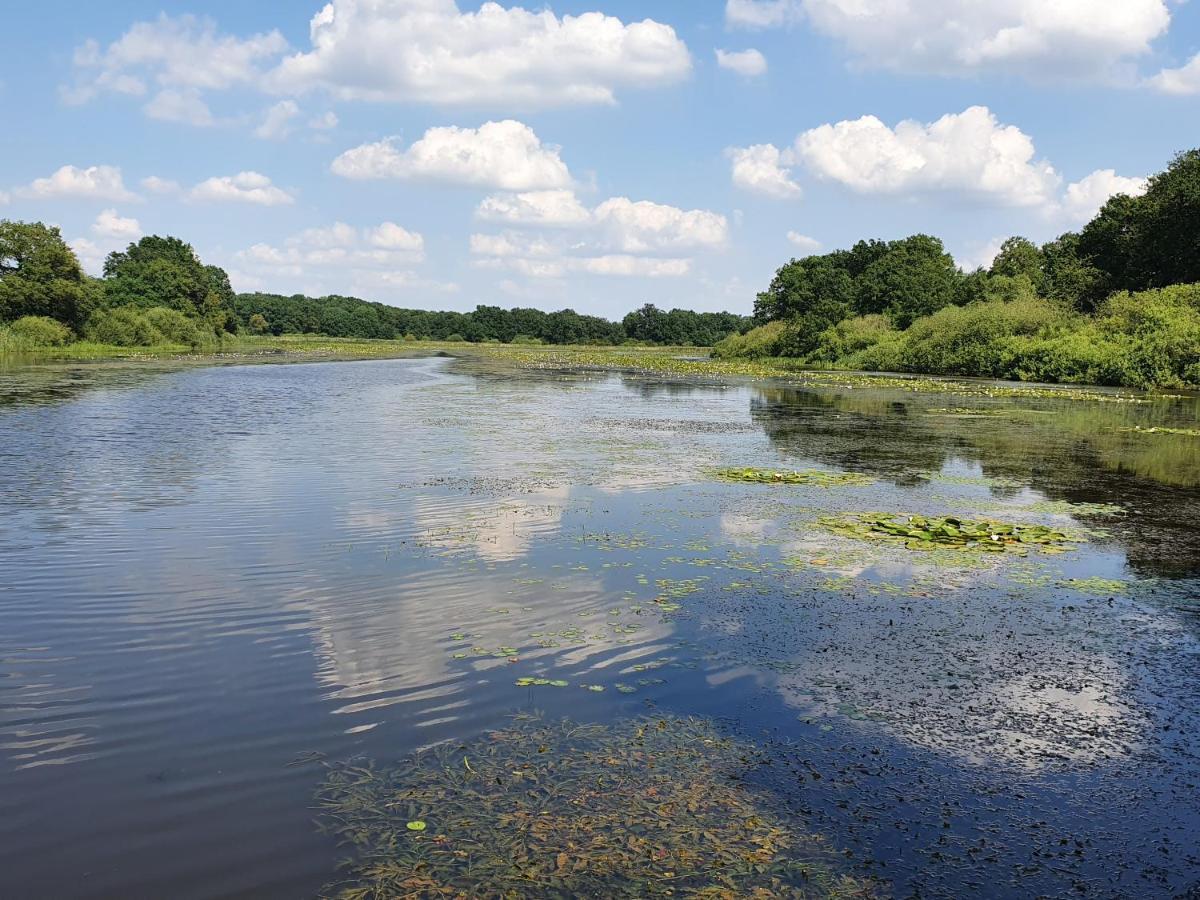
[1,356,1198,898]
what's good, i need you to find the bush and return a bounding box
[810,315,895,363]
[711,321,787,358]
[7,315,74,347]
[144,307,204,347]
[444,333,466,343]
[511,334,544,345]
[84,307,165,347]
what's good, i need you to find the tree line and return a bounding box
[717,149,1200,389]
[0,222,751,349]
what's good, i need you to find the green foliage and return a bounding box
[989,237,1045,290]
[103,235,236,334]
[0,220,95,328]
[84,307,166,347]
[855,234,959,327]
[247,313,269,335]
[6,315,74,347]
[809,314,896,364]
[711,320,787,358]
[143,307,205,347]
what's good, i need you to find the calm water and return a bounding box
[1,355,1198,898]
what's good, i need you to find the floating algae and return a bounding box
[820,513,1082,554]
[316,713,877,899]
[716,468,874,488]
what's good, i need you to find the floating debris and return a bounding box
[317,713,876,899]
[1120,425,1200,438]
[820,513,1082,554]
[716,468,875,488]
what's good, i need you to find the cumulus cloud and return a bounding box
[730,106,1148,220]
[92,209,142,240]
[716,48,768,77]
[1060,169,1148,224]
[332,120,572,191]
[786,232,820,253]
[64,14,287,120]
[69,238,108,276]
[726,0,1172,82]
[239,221,424,270]
[308,111,339,131]
[469,192,725,279]
[20,165,138,201]
[267,0,691,108]
[1149,53,1200,95]
[189,171,295,205]
[727,144,803,199]
[232,220,455,299]
[476,190,592,227]
[255,100,300,140]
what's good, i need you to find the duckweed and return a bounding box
[716,468,875,488]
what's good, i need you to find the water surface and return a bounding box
[1,356,1198,898]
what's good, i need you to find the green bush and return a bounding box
[7,315,74,347]
[511,334,544,345]
[143,307,204,347]
[444,333,466,343]
[810,315,895,363]
[711,321,787,358]
[84,307,165,347]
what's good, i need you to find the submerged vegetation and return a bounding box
[716,468,874,488]
[316,713,875,899]
[821,513,1082,554]
[715,149,1200,390]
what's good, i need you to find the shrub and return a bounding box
[143,307,204,347]
[444,333,466,343]
[810,315,895,363]
[711,321,787,358]
[248,313,270,335]
[84,307,165,347]
[510,334,544,345]
[7,315,74,347]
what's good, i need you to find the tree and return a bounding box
[248,313,269,334]
[989,237,1044,291]
[855,235,959,328]
[755,256,855,323]
[104,235,236,333]
[1041,233,1101,311]
[0,220,94,328]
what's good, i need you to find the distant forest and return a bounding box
[0,220,751,350]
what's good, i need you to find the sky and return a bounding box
[2,0,1198,318]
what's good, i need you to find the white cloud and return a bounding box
[255,100,300,140]
[956,237,1007,273]
[332,120,572,191]
[726,0,802,29]
[469,193,724,280]
[716,48,768,77]
[476,190,592,227]
[267,0,691,108]
[92,209,142,240]
[727,144,802,199]
[727,0,1172,81]
[786,232,821,253]
[1149,53,1200,95]
[143,88,215,126]
[65,14,287,107]
[69,238,107,276]
[792,106,1061,207]
[189,172,295,206]
[20,165,138,202]
[592,198,728,253]
[1060,169,1148,223]
[140,176,181,195]
[234,220,450,299]
[0,191,10,206]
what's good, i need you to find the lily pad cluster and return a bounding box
[317,713,876,899]
[716,468,874,488]
[820,513,1081,554]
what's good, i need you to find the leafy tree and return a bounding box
[0,220,94,328]
[855,235,959,328]
[1040,233,1101,311]
[248,313,269,334]
[754,256,854,323]
[104,236,236,333]
[989,237,1044,291]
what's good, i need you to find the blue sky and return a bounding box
[3,0,1198,317]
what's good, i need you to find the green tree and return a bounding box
[989,237,1044,291]
[104,236,236,333]
[754,256,855,323]
[855,235,959,328]
[0,220,94,328]
[1040,233,1101,311]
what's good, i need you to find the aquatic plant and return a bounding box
[1120,425,1200,438]
[317,713,876,899]
[716,468,875,488]
[820,513,1082,554]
